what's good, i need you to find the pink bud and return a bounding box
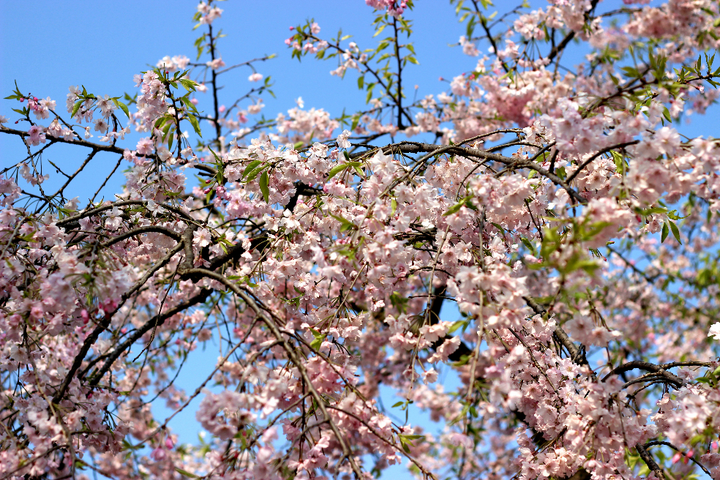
[19,98,25,103]
[289,26,294,30]
[686,449,694,458]
[151,446,166,461]
[712,441,718,451]
[165,437,175,449]
[671,452,681,464]
[33,97,38,102]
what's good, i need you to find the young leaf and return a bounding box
[179,79,197,92]
[259,171,270,203]
[186,114,202,137]
[327,163,350,180]
[71,100,83,119]
[175,468,200,478]
[111,98,130,118]
[309,329,325,351]
[669,220,682,244]
[243,160,263,179]
[329,213,356,232]
[661,222,669,243]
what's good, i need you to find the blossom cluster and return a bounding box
[3,0,720,479]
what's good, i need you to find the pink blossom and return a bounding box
[206,58,225,70]
[27,125,46,145]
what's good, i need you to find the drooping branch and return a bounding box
[382,141,588,205]
[177,266,366,478]
[602,360,684,388]
[87,288,212,385]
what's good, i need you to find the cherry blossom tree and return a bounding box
[3,0,720,479]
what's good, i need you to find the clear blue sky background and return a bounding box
[2,1,720,479]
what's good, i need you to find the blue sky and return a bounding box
[3,1,720,478]
[0,1,472,140]
[1,1,479,208]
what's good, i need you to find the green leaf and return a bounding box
[491,222,506,235]
[329,213,356,232]
[180,95,198,113]
[175,468,200,478]
[399,433,424,453]
[161,120,173,140]
[389,291,409,314]
[366,86,374,104]
[71,99,83,119]
[259,171,270,203]
[634,206,667,216]
[444,199,465,216]
[443,196,476,216]
[155,115,168,130]
[662,107,672,123]
[309,329,325,351]
[186,114,202,137]
[667,209,689,221]
[581,221,612,242]
[669,220,682,244]
[244,162,265,183]
[353,164,364,177]
[328,162,361,180]
[611,151,626,175]
[111,98,130,118]
[179,79,197,92]
[328,163,350,180]
[520,237,537,257]
[447,319,467,335]
[243,160,263,179]
[661,222,669,243]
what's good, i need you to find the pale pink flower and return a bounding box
[206,58,226,70]
[336,129,352,149]
[136,137,154,156]
[27,125,46,146]
[194,228,212,248]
